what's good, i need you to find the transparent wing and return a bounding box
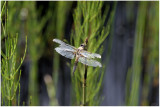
[53,39,77,51]
[80,50,101,59]
[53,39,65,45]
[78,57,102,67]
[55,46,76,59]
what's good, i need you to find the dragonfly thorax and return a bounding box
[76,47,83,56]
[78,46,84,50]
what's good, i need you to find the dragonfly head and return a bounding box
[80,43,85,49]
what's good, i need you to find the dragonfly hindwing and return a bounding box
[78,57,102,67]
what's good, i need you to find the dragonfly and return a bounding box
[53,39,102,74]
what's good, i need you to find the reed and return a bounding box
[22,2,49,105]
[127,1,148,106]
[126,2,159,105]
[141,2,159,105]
[53,1,73,98]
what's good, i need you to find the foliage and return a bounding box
[52,1,73,94]
[70,1,116,106]
[22,2,47,105]
[1,1,158,106]
[141,1,159,106]
[1,1,27,106]
[126,1,159,106]
[128,1,148,105]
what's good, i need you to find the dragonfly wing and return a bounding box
[61,45,76,52]
[53,39,77,50]
[78,57,102,67]
[80,50,101,59]
[55,46,75,59]
[53,39,77,59]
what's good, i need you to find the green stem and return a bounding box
[83,65,87,106]
[29,61,38,105]
[128,2,147,106]
[82,38,88,106]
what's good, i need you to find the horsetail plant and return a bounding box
[70,1,116,106]
[1,34,27,106]
[1,1,27,106]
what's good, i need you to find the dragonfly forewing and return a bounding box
[53,39,66,45]
[53,39,77,51]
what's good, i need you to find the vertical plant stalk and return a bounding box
[82,38,88,106]
[5,1,10,105]
[82,65,87,106]
[53,1,73,98]
[71,1,116,105]
[128,2,147,106]
[141,2,159,105]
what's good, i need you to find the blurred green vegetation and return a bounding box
[141,1,159,106]
[1,1,73,106]
[125,1,159,106]
[128,1,148,105]
[53,1,73,95]
[1,1,159,106]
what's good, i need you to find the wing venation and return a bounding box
[53,39,65,45]
[55,47,75,59]
[81,50,101,59]
[78,57,102,67]
[53,39,77,51]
